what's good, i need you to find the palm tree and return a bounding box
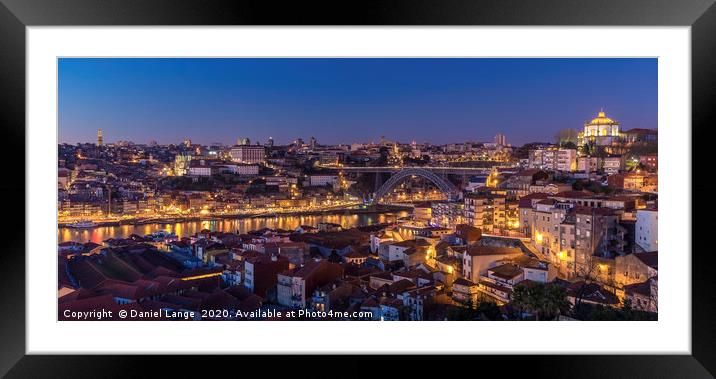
[512,282,570,321]
[525,285,543,320]
[542,284,570,320]
[511,285,529,320]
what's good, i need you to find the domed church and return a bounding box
[578,109,621,146]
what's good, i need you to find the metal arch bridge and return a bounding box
[371,167,461,204]
[335,166,494,175]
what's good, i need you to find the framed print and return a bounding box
[1,0,715,377]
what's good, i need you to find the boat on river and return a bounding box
[66,220,98,228]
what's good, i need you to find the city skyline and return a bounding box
[59,58,657,146]
[57,57,659,322]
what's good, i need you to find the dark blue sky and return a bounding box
[58,58,657,146]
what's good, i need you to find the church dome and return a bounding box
[587,110,619,126]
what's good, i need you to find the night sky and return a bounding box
[58,58,657,146]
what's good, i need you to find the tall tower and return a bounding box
[97,129,103,146]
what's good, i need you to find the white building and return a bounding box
[243,260,257,293]
[461,245,523,284]
[528,148,577,172]
[384,239,431,262]
[578,156,623,174]
[603,156,623,175]
[229,145,265,164]
[187,160,212,176]
[636,208,658,252]
[308,175,338,187]
[577,156,599,173]
[221,163,259,176]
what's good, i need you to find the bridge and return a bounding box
[334,165,495,175]
[336,166,498,200]
[371,167,462,204]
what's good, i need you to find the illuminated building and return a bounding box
[97,129,103,146]
[639,154,658,171]
[412,202,432,223]
[463,193,519,234]
[578,109,621,146]
[277,260,344,309]
[431,201,464,227]
[174,153,192,176]
[187,159,212,176]
[229,145,265,164]
[606,172,653,190]
[528,148,577,172]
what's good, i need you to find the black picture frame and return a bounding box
[1,0,714,377]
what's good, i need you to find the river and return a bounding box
[57,211,411,244]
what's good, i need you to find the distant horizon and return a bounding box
[62,137,563,147]
[59,58,658,146]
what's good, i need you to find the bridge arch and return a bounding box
[372,168,460,204]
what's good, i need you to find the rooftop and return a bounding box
[465,245,523,257]
[488,263,523,280]
[586,110,619,126]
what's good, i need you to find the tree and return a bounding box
[446,300,481,320]
[475,297,502,320]
[570,253,619,316]
[511,284,530,320]
[347,173,380,201]
[511,282,570,321]
[580,141,606,157]
[542,284,571,319]
[555,128,580,146]
[561,141,577,149]
[446,297,501,320]
[584,299,656,321]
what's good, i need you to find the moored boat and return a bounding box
[67,220,98,228]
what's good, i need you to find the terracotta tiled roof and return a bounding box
[489,263,523,280]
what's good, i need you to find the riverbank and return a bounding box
[58,204,412,229]
[58,208,412,243]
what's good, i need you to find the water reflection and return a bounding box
[57,211,410,244]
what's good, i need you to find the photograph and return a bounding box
[56,57,659,322]
[3,0,713,374]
